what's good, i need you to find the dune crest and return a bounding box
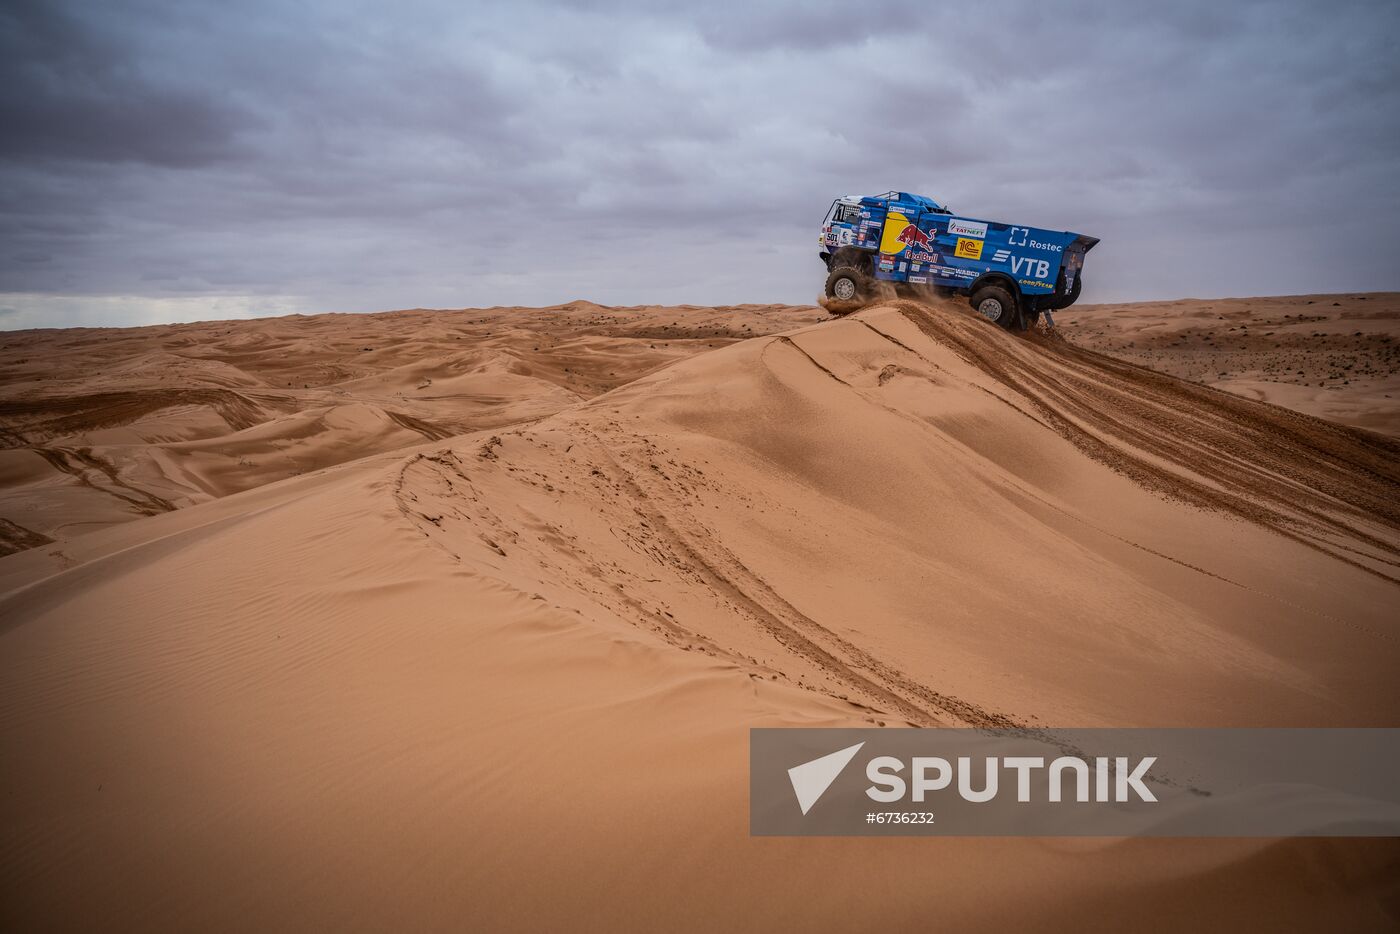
[1059,292,1400,436]
[1,297,1397,929]
[0,303,823,552]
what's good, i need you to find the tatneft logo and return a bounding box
[947,218,988,239]
[788,744,1156,815]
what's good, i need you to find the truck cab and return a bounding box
[820,190,1098,329]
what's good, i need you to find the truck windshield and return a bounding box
[833,203,862,224]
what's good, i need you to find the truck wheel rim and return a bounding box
[834,278,856,300]
[977,298,1003,321]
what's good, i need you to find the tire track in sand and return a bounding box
[388,419,1018,729]
[892,301,1400,582]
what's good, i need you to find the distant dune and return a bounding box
[1,296,1397,930]
[1059,292,1400,436]
[0,301,823,554]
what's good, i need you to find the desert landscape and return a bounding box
[0,302,823,554]
[1,295,1398,930]
[1058,292,1400,437]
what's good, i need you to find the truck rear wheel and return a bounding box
[825,267,864,302]
[969,284,1017,329]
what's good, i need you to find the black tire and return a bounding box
[969,283,1017,329]
[1046,274,1082,311]
[825,267,864,302]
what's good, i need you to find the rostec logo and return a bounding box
[954,237,983,260]
[1009,226,1064,252]
[947,218,988,239]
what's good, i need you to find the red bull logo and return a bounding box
[895,225,934,249]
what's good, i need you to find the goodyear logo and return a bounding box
[954,238,983,260]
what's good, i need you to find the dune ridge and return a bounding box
[1059,293,1400,437]
[1,296,1398,930]
[0,302,823,553]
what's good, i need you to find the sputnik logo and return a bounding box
[787,742,864,815]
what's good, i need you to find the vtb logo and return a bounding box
[1010,256,1052,279]
[991,249,1052,279]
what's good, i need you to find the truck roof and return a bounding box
[862,190,1095,246]
[866,191,949,214]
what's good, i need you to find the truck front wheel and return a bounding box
[969,284,1017,329]
[825,268,864,302]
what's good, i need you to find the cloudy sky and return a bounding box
[2,0,1398,329]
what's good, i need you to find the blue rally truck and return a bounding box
[819,191,1099,329]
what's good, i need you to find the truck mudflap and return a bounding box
[1062,234,1099,295]
[1036,234,1098,326]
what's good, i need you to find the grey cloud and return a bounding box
[0,0,257,168]
[1,0,1399,327]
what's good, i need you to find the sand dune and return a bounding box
[1059,293,1400,436]
[0,302,822,553]
[1,297,1398,930]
